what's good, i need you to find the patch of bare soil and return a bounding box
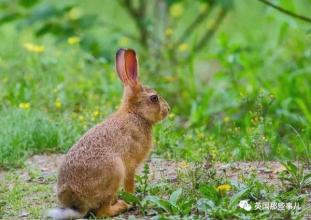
[216,161,288,186]
[23,154,305,186]
[1,155,295,189]
[1,154,310,219]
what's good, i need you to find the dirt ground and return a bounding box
[23,154,306,186]
[1,154,310,219]
[23,155,285,181]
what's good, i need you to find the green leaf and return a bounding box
[303,173,311,186]
[180,199,194,215]
[159,199,174,212]
[120,191,140,204]
[169,188,182,206]
[278,22,289,44]
[199,184,219,202]
[229,187,250,207]
[145,196,171,212]
[286,161,298,175]
[0,12,22,25]
[296,98,311,124]
[216,0,234,9]
[279,0,296,13]
[145,195,159,203]
[165,0,183,6]
[18,0,40,8]
[280,161,297,176]
[197,198,215,212]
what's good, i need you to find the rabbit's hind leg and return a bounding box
[95,157,129,217]
[95,198,130,217]
[110,199,130,215]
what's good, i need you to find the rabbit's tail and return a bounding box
[46,207,86,220]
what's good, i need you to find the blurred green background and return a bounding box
[0,0,310,168]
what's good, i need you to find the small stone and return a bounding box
[19,211,29,217]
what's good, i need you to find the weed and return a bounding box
[279,161,311,192]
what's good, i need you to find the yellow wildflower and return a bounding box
[67,36,80,45]
[168,113,175,119]
[54,100,62,109]
[217,184,231,192]
[210,149,217,159]
[198,132,204,139]
[118,37,130,47]
[224,116,230,123]
[19,102,31,110]
[170,3,184,18]
[92,110,100,117]
[78,115,84,122]
[179,161,189,169]
[178,43,189,52]
[68,7,82,20]
[165,27,173,37]
[23,43,45,53]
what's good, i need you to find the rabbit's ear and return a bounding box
[116,48,127,83]
[116,48,140,90]
[125,49,138,86]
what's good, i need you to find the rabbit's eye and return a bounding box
[150,95,159,103]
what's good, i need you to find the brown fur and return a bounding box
[55,49,170,218]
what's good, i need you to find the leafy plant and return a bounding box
[279,161,311,192]
[145,188,193,216]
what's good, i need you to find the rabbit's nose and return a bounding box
[167,105,171,112]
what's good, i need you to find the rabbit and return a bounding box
[47,48,170,219]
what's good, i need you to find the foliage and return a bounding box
[0,108,82,168]
[1,161,309,219]
[0,0,311,218]
[279,161,311,192]
[0,0,310,167]
[117,163,310,219]
[0,167,56,219]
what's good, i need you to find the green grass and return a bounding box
[0,0,310,218]
[1,161,309,219]
[122,162,310,219]
[0,1,310,168]
[0,108,82,168]
[0,26,310,168]
[0,168,56,219]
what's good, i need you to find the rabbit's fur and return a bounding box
[47,49,170,219]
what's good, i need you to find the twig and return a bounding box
[117,0,149,48]
[257,0,311,23]
[175,3,215,47]
[138,0,147,17]
[99,19,137,41]
[195,8,227,52]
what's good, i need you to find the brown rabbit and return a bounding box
[47,48,170,219]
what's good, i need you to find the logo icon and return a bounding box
[239,200,252,211]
